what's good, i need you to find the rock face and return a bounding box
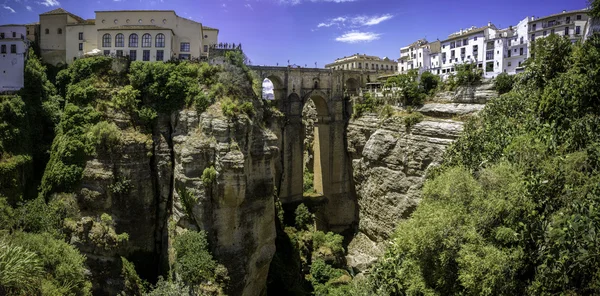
[170,108,278,296]
[433,79,496,104]
[346,114,464,272]
[68,106,277,296]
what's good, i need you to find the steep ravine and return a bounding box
[345,82,496,273]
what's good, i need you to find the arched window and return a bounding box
[115,33,124,47]
[57,28,62,34]
[129,34,138,47]
[155,33,165,48]
[142,33,152,47]
[44,28,49,34]
[102,33,111,47]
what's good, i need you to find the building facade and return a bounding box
[325,54,398,74]
[0,25,28,91]
[30,8,219,66]
[396,8,591,79]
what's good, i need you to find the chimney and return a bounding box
[562,10,566,13]
[488,21,492,26]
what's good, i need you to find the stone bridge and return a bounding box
[250,66,371,232]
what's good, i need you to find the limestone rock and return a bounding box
[418,103,484,118]
[433,80,497,104]
[346,114,463,272]
[171,109,278,296]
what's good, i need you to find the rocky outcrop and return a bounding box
[418,103,484,118]
[66,104,278,296]
[433,79,496,104]
[346,114,463,272]
[170,107,278,296]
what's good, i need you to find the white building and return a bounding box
[34,8,219,65]
[439,24,498,77]
[398,39,441,75]
[528,9,590,50]
[0,25,28,91]
[501,17,529,74]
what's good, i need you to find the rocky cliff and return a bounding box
[345,82,496,272]
[170,107,278,296]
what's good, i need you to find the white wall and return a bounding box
[97,29,173,61]
[0,26,28,91]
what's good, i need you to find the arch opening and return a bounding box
[262,75,284,101]
[345,77,359,96]
[302,95,329,200]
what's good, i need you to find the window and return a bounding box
[78,32,83,40]
[543,30,547,36]
[463,39,468,46]
[419,52,421,57]
[507,50,511,58]
[486,51,494,60]
[565,27,569,36]
[548,20,556,26]
[180,42,190,52]
[0,45,5,53]
[531,34,535,41]
[577,15,582,20]
[508,62,512,67]
[451,50,455,59]
[520,48,524,55]
[103,50,110,56]
[551,29,555,35]
[461,48,465,55]
[57,28,62,34]
[78,43,83,50]
[520,37,524,44]
[155,33,165,47]
[143,50,150,61]
[156,49,163,61]
[115,33,124,47]
[576,26,581,35]
[142,34,152,47]
[567,16,571,23]
[114,19,118,24]
[474,37,478,41]
[450,41,455,49]
[442,52,447,60]
[129,50,137,61]
[102,33,111,47]
[129,34,138,47]
[116,50,123,57]
[204,45,208,52]
[485,61,494,72]
[45,28,49,34]
[12,32,15,38]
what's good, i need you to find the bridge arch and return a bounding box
[262,74,285,101]
[345,77,360,95]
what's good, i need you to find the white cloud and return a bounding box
[26,5,32,11]
[2,5,16,13]
[37,0,60,6]
[316,14,393,30]
[335,31,380,43]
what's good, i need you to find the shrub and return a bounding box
[201,166,217,185]
[173,230,219,285]
[353,93,380,118]
[121,257,147,295]
[494,72,514,95]
[379,104,394,119]
[420,71,440,95]
[294,203,314,230]
[303,169,315,194]
[8,231,92,295]
[455,62,482,86]
[221,97,254,118]
[312,231,344,255]
[0,238,43,295]
[145,277,188,296]
[404,111,424,130]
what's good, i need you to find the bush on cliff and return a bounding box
[362,33,600,296]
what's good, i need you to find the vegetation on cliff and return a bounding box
[360,33,600,295]
[1,49,263,295]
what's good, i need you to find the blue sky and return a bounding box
[0,0,590,66]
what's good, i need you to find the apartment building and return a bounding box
[398,39,441,74]
[397,8,591,79]
[0,25,29,91]
[528,9,589,47]
[325,53,398,73]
